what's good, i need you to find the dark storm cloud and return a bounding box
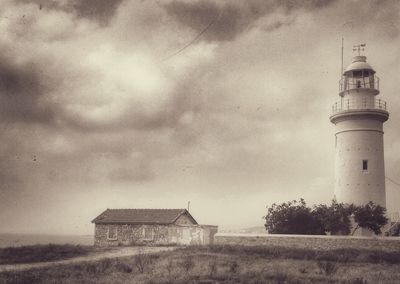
[338,0,400,39]
[14,0,61,10]
[15,0,124,25]
[0,56,54,123]
[164,0,247,42]
[163,0,336,42]
[70,0,124,25]
[279,0,336,11]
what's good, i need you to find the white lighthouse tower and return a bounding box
[330,46,389,208]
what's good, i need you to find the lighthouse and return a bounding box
[330,46,389,208]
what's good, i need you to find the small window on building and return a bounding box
[143,227,153,240]
[362,160,368,171]
[107,226,117,240]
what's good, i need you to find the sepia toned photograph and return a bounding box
[0,0,399,283]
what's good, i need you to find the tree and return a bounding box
[352,201,388,235]
[265,199,388,236]
[264,199,325,235]
[314,200,353,235]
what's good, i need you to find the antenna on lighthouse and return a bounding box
[353,43,366,56]
[341,37,344,75]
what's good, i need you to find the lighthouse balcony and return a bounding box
[339,75,379,95]
[331,98,388,117]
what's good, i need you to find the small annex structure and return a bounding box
[92,208,218,246]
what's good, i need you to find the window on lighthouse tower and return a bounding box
[362,160,368,171]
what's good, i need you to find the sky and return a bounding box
[0,0,399,235]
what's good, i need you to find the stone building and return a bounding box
[92,208,218,246]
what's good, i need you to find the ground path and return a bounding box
[0,246,176,273]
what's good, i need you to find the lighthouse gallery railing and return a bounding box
[332,98,387,114]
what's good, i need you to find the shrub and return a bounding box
[81,258,114,274]
[264,199,325,234]
[228,260,238,273]
[115,260,133,273]
[265,199,388,236]
[352,202,388,235]
[99,258,114,273]
[148,253,160,264]
[314,200,353,235]
[298,267,307,274]
[134,252,150,273]
[181,257,194,273]
[83,263,98,274]
[317,260,338,276]
[315,251,340,262]
[208,258,218,276]
[166,260,175,275]
[272,271,288,284]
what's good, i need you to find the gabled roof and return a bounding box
[91,209,198,225]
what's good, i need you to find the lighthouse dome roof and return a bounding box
[344,55,375,75]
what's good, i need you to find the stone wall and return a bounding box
[95,224,165,247]
[94,224,217,247]
[215,234,400,252]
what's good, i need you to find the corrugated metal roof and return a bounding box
[91,208,198,225]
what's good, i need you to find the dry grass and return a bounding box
[1,245,400,283]
[0,244,91,264]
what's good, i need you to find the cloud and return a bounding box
[15,0,124,25]
[163,0,336,42]
[0,0,219,189]
[0,54,55,123]
[69,0,124,25]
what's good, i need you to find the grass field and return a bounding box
[1,245,400,283]
[0,244,91,264]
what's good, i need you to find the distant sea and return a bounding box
[0,234,93,248]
